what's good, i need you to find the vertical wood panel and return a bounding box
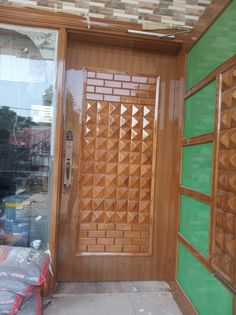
[50,26,67,262]
[57,39,179,281]
[212,65,236,287]
[44,27,67,294]
[172,47,187,279]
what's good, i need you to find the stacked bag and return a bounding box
[0,245,50,314]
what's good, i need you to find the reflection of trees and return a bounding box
[0,105,51,194]
[0,106,37,131]
[42,85,53,106]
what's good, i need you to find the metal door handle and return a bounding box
[64,131,73,190]
[65,160,71,189]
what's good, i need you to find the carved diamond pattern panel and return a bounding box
[77,70,157,255]
[213,66,236,286]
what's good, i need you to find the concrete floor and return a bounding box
[44,281,183,315]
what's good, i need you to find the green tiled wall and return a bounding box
[187,1,236,89]
[177,243,233,315]
[179,195,210,257]
[181,143,213,195]
[184,81,216,139]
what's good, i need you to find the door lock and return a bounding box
[64,130,73,190]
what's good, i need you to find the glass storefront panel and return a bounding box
[0,24,58,250]
[184,81,216,139]
[181,143,213,195]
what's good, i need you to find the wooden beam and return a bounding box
[179,186,212,204]
[182,133,214,146]
[45,27,67,295]
[178,234,212,273]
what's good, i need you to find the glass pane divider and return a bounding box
[180,186,211,204]
[182,132,214,146]
[178,234,211,272]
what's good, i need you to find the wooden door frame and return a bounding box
[0,6,182,293]
[0,3,229,296]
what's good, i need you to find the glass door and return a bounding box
[0,23,58,250]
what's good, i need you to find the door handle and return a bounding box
[64,130,73,190]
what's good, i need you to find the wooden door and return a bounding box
[57,39,177,281]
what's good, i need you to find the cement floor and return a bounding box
[44,281,183,315]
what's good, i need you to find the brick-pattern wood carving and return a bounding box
[213,66,236,286]
[77,69,158,255]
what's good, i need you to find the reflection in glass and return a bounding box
[0,24,58,249]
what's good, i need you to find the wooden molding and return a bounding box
[179,186,211,204]
[184,0,232,51]
[209,75,222,265]
[182,133,214,146]
[172,47,187,282]
[0,4,182,53]
[169,281,198,315]
[46,27,67,295]
[50,26,67,264]
[185,54,236,98]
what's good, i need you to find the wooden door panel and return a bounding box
[57,40,177,281]
[77,69,158,256]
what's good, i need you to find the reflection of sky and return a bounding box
[66,69,85,114]
[0,55,55,118]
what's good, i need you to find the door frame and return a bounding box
[0,5,220,294]
[0,6,185,293]
[0,0,226,297]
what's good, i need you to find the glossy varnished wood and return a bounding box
[212,65,236,288]
[42,27,67,296]
[209,75,222,266]
[77,69,158,256]
[57,39,179,281]
[172,47,187,282]
[50,27,67,266]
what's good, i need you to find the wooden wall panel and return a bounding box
[213,66,236,287]
[177,51,236,310]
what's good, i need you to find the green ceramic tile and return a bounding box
[179,195,210,257]
[177,242,233,315]
[184,81,216,139]
[181,143,213,195]
[187,1,236,89]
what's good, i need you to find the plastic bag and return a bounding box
[0,291,22,315]
[0,246,49,285]
[18,287,42,315]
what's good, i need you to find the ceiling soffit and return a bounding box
[0,0,212,30]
